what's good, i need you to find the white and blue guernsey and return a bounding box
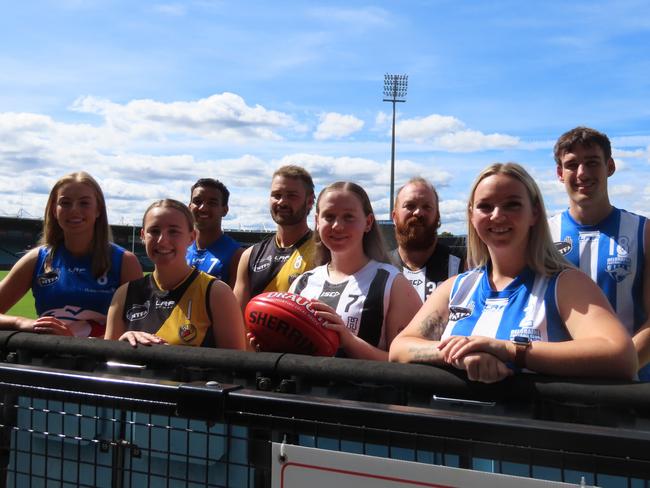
[549,207,648,380]
[441,267,570,344]
[548,208,646,337]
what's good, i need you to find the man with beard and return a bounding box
[186,178,243,288]
[233,165,316,310]
[391,177,462,303]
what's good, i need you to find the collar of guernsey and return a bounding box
[263,230,315,293]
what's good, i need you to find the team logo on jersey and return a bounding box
[346,316,359,332]
[253,256,272,272]
[448,304,473,321]
[554,237,572,256]
[606,256,631,282]
[616,236,630,256]
[509,328,541,342]
[126,301,150,321]
[179,322,197,343]
[37,270,60,287]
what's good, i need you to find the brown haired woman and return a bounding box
[0,172,142,336]
[287,181,422,360]
[105,199,246,349]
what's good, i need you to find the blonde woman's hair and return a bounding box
[466,162,570,276]
[40,172,113,278]
[313,181,390,266]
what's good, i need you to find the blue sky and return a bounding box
[1,0,649,234]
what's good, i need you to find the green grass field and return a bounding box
[0,270,37,319]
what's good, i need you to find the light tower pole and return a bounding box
[383,74,408,218]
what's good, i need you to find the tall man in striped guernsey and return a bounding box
[391,177,462,303]
[548,126,650,380]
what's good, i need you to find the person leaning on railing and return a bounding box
[284,181,422,361]
[105,199,246,350]
[0,171,143,337]
[389,162,637,383]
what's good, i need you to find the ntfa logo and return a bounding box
[449,304,473,322]
[554,237,572,256]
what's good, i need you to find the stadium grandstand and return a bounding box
[0,216,466,271]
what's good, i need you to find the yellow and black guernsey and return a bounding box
[122,268,216,347]
[248,230,316,297]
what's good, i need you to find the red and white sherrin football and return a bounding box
[244,292,340,356]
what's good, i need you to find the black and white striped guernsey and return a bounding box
[289,260,400,350]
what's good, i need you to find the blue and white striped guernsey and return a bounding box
[548,208,647,336]
[441,267,570,343]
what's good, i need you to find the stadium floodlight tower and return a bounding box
[382,73,408,217]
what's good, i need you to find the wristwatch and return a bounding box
[511,336,531,369]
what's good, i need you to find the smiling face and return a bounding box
[269,175,313,226]
[189,185,227,231]
[556,143,614,209]
[53,182,100,237]
[316,189,373,255]
[470,174,538,254]
[142,206,195,267]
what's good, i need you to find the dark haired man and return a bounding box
[548,126,650,380]
[391,177,462,303]
[186,178,243,288]
[233,165,316,310]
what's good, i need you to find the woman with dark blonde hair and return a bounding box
[0,171,143,336]
[286,181,421,360]
[390,163,637,381]
[106,199,246,349]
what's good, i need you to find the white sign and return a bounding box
[271,443,595,488]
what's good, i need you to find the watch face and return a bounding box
[513,335,531,345]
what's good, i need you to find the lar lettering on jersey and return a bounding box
[155,298,175,309]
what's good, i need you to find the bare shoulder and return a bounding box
[120,251,144,282]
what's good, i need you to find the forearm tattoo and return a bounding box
[417,313,446,341]
[408,346,440,363]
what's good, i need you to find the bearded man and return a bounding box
[391,177,462,302]
[233,165,316,310]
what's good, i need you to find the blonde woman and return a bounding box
[0,172,142,336]
[389,163,637,382]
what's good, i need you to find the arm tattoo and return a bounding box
[409,346,440,363]
[417,313,446,340]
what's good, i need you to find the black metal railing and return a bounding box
[1,331,649,487]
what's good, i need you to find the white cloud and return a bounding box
[434,130,519,152]
[152,3,187,16]
[314,112,364,140]
[610,184,635,196]
[307,7,390,27]
[374,111,389,127]
[395,114,519,152]
[70,92,298,143]
[396,114,464,143]
[613,148,646,159]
